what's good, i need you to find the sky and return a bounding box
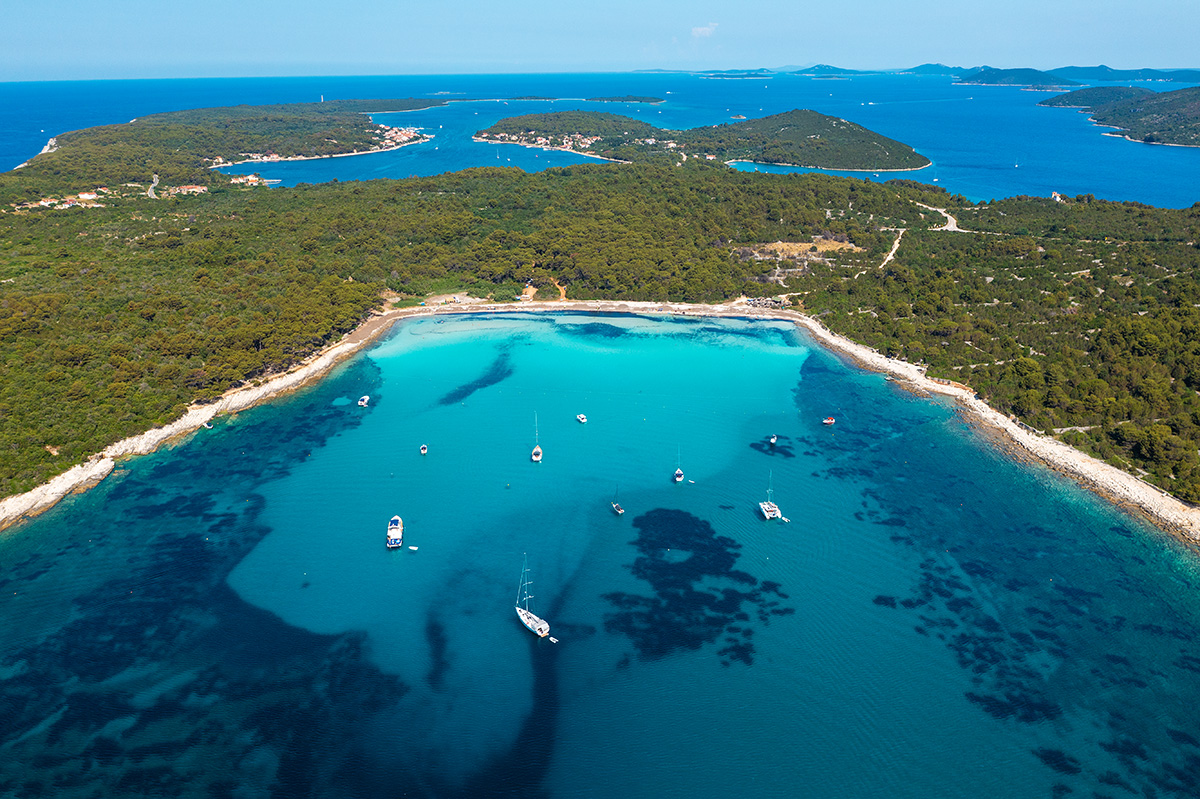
[4,0,1198,81]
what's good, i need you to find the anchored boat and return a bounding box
[515,554,551,638]
[531,413,543,463]
[759,472,783,520]
[386,515,404,548]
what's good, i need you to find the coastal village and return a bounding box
[478,128,721,162]
[206,123,424,168]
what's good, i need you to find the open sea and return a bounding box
[4,73,1200,797]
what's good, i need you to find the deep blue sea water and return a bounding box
[4,312,1200,797]
[5,73,1200,797]
[3,72,1200,206]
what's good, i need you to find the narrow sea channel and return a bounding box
[2,312,1200,797]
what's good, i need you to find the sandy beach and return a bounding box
[4,296,1199,547]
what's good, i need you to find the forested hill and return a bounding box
[1039,86,1200,147]
[1088,87,1200,146]
[956,68,1079,87]
[476,109,932,170]
[1039,86,1155,109]
[0,99,444,204]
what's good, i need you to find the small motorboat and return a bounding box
[408,545,419,551]
[202,422,214,430]
[577,414,587,424]
[386,515,403,548]
[822,417,836,426]
[420,444,428,455]
[769,434,777,445]
[358,395,370,407]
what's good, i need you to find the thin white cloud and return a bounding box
[692,22,718,38]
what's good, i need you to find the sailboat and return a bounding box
[759,471,785,521]
[515,554,551,638]
[531,413,543,462]
[673,447,684,483]
[611,486,625,516]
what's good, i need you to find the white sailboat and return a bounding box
[611,485,625,516]
[515,554,551,638]
[531,413,543,462]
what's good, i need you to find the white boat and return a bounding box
[577,413,587,424]
[759,472,783,520]
[769,434,777,446]
[420,444,428,455]
[531,413,543,463]
[515,554,550,638]
[386,515,404,548]
[612,485,624,516]
[358,395,370,407]
[673,447,684,483]
[822,416,835,426]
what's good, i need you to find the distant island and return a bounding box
[475,109,931,171]
[586,95,664,104]
[642,64,1200,87]
[955,68,1080,89]
[1038,86,1155,109]
[1040,86,1200,147]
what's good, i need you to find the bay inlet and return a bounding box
[2,311,1200,797]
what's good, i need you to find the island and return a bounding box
[475,109,932,171]
[1038,86,1155,109]
[1040,86,1200,147]
[586,95,664,104]
[955,67,1080,89]
[2,98,443,205]
[3,98,1200,535]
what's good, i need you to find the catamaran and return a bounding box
[759,472,783,520]
[531,413,543,462]
[386,515,404,548]
[576,413,588,424]
[515,554,550,638]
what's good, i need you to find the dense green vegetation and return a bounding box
[477,109,931,170]
[1039,86,1154,108]
[1089,86,1200,146]
[786,189,1200,499]
[956,68,1079,87]
[1,99,442,204]
[1039,86,1200,146]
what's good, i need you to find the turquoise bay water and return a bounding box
[4,312,1200,797]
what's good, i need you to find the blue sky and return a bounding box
[4,0,1197,81]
